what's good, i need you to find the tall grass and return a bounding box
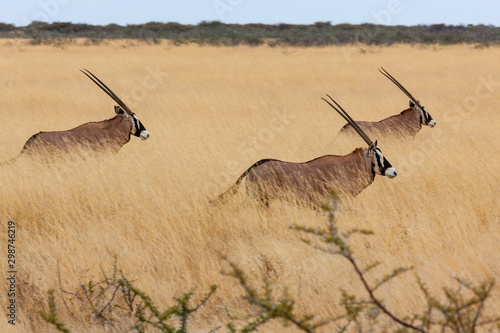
[0,42,499,332]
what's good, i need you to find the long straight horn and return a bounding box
[80,69,134,115]
[325,94,370,143]
[379,67,421,107]
[321,95,372,146]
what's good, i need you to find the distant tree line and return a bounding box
[0,21,499,46]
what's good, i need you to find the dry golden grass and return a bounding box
[0,40,499,332]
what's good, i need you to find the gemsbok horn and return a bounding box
[338,67,435,139]
[212,95,397,207]
[3,69,149,163]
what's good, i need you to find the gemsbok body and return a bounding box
[4,69,149,162]
[338,68,435,139]
[213,96,397,208]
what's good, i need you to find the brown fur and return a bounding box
[339,107,422,139]
[20,114,133,155]
[214,148,374,207]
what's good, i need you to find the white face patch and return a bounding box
[140,130,150,140]
[428,119,436,127]
[385,167,397,178]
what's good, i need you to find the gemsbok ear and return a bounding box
[409,101,415,107]
[114,106,125,115]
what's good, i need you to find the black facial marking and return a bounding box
[417,106,433,125]
[374,148,394,175]
[374,149,384,172]
[423,108,433,123]
[383,156,393,170]
[138,121,146,132]
[132,117,140,136]
[132,116,146,137]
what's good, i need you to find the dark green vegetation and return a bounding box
[1,21,499,46]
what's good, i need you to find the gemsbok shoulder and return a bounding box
[3,69,149,163]
[212,95,397,208]
[338,68,435,139]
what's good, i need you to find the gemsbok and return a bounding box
[3,69,149,163]
[212,95,397,207]
[338,68,435,139]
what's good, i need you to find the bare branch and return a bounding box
[471,281,495,332]
[372,267,414,292]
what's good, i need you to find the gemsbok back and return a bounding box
[2,69,149,164]
[338,68,435,139]
[212,95,397,208]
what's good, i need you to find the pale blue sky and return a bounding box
[0,0,499,27]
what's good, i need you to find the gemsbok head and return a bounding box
[338,68,435,139]
[4,69,149,163]
[212,95,396,208]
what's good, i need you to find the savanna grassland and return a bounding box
[0,40,499,332]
